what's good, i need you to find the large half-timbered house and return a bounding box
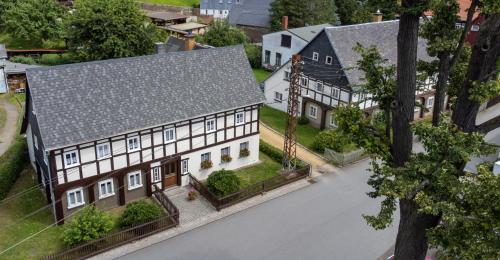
[263,20,435,130]
[21,45,264,223]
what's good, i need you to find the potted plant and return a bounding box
[239,148,250,157]
[187,190,198,201]
[221,154,232,163]
[200,159,213,169]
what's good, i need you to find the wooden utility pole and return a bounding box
[283,54,302,171]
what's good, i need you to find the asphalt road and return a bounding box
[119,158,399,260]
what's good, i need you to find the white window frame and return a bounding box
[128,171,143,190]
[96,143,111,160]
[205,119,216,133]
[309,105,318,119]
[284,71,290,81]
[330,114,338,127]
[427,96,434,108]
[152,167,161,183]
[325,56,333,65]
[274,91,283,102]
[300,77,308,87]
[164,128,176,144]
[221,147,230,157]
[64,151,79,168]
[235,112,245,125]
[67,187,85,209]
[312,52,319,61]
[181,159,189,174]
[98,179,114,199]
[201,152,211,162]
[127,136,140,152]
[331,88,340,99]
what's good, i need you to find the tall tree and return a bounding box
[3,0,65,44]
[0,0,19,26]
[335,0,372,25]
[270,0,338,31]
[335,1,500,259]
[197,20,247,47]
[66,0,161,61]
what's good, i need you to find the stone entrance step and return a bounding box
[164,186,186,198]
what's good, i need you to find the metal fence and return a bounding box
[44,189,179,260]
[324,148,367,167]
[189,165,311,211]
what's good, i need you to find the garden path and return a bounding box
[0,99,19,156]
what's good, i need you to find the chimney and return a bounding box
[155,42,166,54]
[282,16,288,30]
[184,34,196,51]
[372,9,383,22]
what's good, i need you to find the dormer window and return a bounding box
[281,34,292,48]
[325,56,333,65]
[312,52,319,61]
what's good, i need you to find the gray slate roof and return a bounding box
[228,0,273,28]
[27,45,264,150]
[288,24,332,42]
[2,60,39,74]
[324,20,432,86]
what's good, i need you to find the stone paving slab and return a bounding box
[91,177,315,260]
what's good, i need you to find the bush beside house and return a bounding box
[312,129,355,153]
[118,200,163,228]
[63,206,113,247]
[0,137,28,200]
[206,169,241,196]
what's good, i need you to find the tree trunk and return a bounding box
[392,5,420,167]
[432,52,450,126]
[394,199,441,260]
[452,14,500,132]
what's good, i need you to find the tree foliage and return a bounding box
[0,0,18,26]
[244,43,262,68]
[119,200,163,228]
[206,169,241,196]
[63,206,113,246]
[198,20,247,47]
[3,0,65,44]
[270,0,338,31]
[312,128,353,153]
[334,0,371,25]
[66,0,161,61]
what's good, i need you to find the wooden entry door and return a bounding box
[163,161,179,189]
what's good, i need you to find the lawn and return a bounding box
[0,168,64,259]
[252,68,272,83]
[234,152,281,188]
[138,0,199,6]
[260,105,322,150]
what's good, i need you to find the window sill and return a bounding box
[206,130,216,134]
[64,163,80,169]
[127,149,141,153]
[67,203,85,210]
[97,156,111,161]
[128,185,143,191]
[99,193,115,200]
[235,122,245,126]
[273,99,282,103]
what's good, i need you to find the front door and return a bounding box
[163,161,179,189]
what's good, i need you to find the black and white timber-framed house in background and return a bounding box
[263,20,436,130]
[21,46,264,224]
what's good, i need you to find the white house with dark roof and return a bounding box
[200,0,233,18]
[261,22,333,69]
[263,20,435,130]
[22,45,264,223]
[228,0,274,42]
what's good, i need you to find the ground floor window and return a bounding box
[275,92,283,102]
[427,96,434,108]
[181,159,189,174]
[98,179,114,199]
[128,171,142,190]
[309,105,318,119]
[152,167,161,183]
[330,114,337,127]
[201,152,211,162]
[67,187,85,209]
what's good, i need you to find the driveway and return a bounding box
[119,159,399,260]
[0,99,19,156]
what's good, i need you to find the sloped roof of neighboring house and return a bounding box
[288,24,332,42]
[0,44,7,60]
[145,11,189,21]
[158,37,213,53]
[323,20,432,87]
[2,60,39,74]
[26,45,264,150]
[228,0,273,28]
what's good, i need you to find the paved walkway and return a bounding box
[259,123,332,172]
[0,98,19,156]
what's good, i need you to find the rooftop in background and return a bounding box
[287,24,333,42]
[167,22,207,31]
[144,11,190,21]
[26,45,264,150]
[157,37,213,53]
[228,0,273,28]
[1,60,40,74]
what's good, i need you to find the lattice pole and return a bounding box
[283,54,302,171]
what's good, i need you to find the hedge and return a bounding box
[259,140,306,168]
[0,137,28,200]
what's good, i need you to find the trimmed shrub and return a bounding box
[9,55,36,65]
[312,129,352,153]
[118,200,163,228]
[206,169,241,196]
[63,206,113,247]
[297,116,310,125]
[259,140,306,168]
[0,138,28,200]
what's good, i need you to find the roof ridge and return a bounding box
[324,20,399,31]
